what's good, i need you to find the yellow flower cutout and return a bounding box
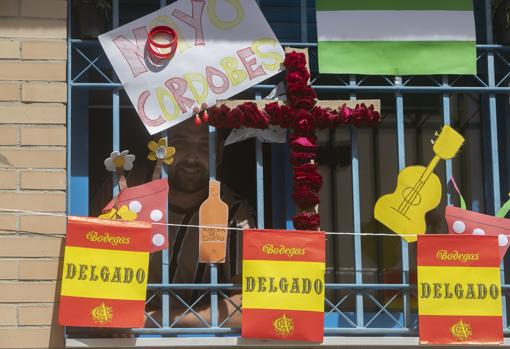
[99,205,137,221]
[147,138,175,165]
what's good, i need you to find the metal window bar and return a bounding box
[66,0,510,338]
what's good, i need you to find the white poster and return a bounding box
[99,0,285,135]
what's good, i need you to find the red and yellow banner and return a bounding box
[59,216,153,328]
[417,235,503,345]
[242,229,325,342]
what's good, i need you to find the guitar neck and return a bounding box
[422,155,441,180]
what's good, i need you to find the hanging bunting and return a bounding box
[59,216,155,328]
[417,234,503,345]
[242,230,325,342]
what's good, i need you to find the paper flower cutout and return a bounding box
[104,150,135,172]
[147,138,175,165]
[99,205,137,221]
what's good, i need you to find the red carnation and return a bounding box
[338,104,352,125]
[293,183,320,209]
[294,163,323,191]
[294,162,319,175]
[289,97,316,110]
[286,70,310,86]
[351,103,370,127]
[289,135,317,152]
[290,108,316,134]
[291,151,317,165]
[293,173,322,192]
[226,106,246,129]
[367,105,381,127]
[255,110,270,129]
[293,211,321,230]
[235,102,268,129]
[265,102,287,127]
[284,51,307,72]
[208,104,231,128]
[287,85,317,107]
[314,107,339,129]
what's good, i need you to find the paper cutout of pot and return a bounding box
[445,205,510,261]
[103,179,169,252]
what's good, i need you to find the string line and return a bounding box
[0,207,439,238]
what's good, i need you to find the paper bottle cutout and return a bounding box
[103,179,169,252]
[374,125,465,242]
[59,216,154,328]
[417,234,503,345]
[198,180,228,263]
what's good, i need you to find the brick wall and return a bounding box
[0,0,67,348]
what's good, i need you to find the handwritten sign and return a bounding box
[99,0,285,135]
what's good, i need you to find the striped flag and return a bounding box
[242,230,325,342]
[316,0,477,75]
[417,235,503,344]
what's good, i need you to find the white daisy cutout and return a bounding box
[104,150,136,172]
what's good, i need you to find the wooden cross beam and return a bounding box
[207,48,382,230]
[217,99,381,113]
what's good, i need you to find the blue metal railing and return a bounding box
[67,0,510,337]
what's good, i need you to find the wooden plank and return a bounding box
[318,99,381,112]
[216,99,381,113]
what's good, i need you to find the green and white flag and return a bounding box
[316,0,477,75]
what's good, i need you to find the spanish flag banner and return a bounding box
[242,229,325,342]
[417,234,503,344]
[59,216,153,328]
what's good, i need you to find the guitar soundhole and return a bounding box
[402,187,422,206]
[391,180,426,219]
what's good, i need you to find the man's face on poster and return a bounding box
[167,119,209,193]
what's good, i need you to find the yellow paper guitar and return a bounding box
[374,125,464,242]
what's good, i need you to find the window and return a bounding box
[68,0,510,342]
